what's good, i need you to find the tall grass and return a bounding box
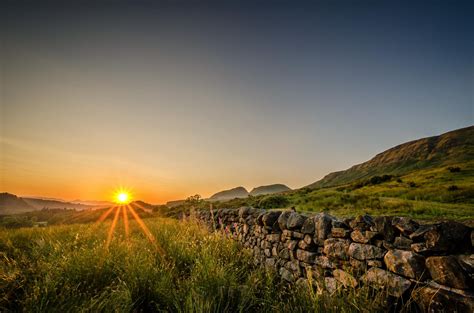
[1,216,389,312]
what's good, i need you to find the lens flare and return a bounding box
[113,189,132,204]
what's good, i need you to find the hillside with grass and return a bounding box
[308,126,474,189]
[204,127,474,222]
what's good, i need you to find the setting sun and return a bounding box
[114,190,132,204]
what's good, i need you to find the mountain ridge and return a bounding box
[307,125,474,189]
[249,184,291,196]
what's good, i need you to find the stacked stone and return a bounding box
[195,207,473,312]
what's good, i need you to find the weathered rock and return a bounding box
[287,240,298,250]
[238,206,251,218]
[256,212,266,226]
[301,217,315,234]
[292,231,304,239]
[277,211,292,230]
[384,249,428,280]
[350,230,377,243]
[262,211,282,227]
[412,282,474,313]
[411,242,430,254]
[426,256,471,289]
[409,224,435,241]
[266,234,281,243]
[373,216,395,242]
[361,268,412,297]
[298,240,313,250]
[278,248,290,260]
[324,277,342,294]
[314,212,335,245]
[296,249,317,264]
[392,217,419,236]
[333,269,358,288]
[314,255,336,269]
[349,215,374,231]
[287,212,306,230]
[424,221,471,253]
[285,259,301,274]
[350,258,367,272]
[323,238,351,260]
[265,258,276,268]
[367,260,383,267]
[279,267,295,282]
[393,236,413,249]
[303,234,313,245]
[457,254,474,281]
[272,246,278,257]
[331,227,350,238]
[295,277,311,290]
[348,243,386,260]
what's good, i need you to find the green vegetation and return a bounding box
[206,161,474,222]
[1,216,390,312]
[258,195,291,210]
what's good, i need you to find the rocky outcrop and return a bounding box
[195,208,474,312]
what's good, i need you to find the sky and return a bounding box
[1,1,473,204]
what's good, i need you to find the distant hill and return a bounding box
[0,193,36,214]
[23,198,93,211]
[250,184,291,196]
[0,193,96,215]
[307,125,474,189]
[166,199,185,208]
[209,187,249,201]
[130,200,154,212]
[72,199,114,207]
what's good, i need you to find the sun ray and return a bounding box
[96,206,116,225]
[105,206,121,250]
[127,204,164,255]
[122,205,130,238]
[64,209,95,224]
[131,201,152,213]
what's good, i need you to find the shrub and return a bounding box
[447,185,459,191]
[448,166,461,173]
[258,195,290,210]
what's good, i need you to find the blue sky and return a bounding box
[1,1,473,202]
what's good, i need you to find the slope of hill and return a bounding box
[0,193,97,215]
[23,198,93,211]
[249,184,291,196]
[209,187,249,201]
[0,193,36,215]
[308,126,474,189]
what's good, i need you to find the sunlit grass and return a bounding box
[1,217,389,312]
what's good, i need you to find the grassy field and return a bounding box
[0,215,394,312]
[208,161,474,222]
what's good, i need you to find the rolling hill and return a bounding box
[0,193,36,215]
[249,184,291,196]
[0,193,96,215]
[307,125,474,189]
[209,187,249,201]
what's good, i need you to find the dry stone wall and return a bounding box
[195,207,474,312]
